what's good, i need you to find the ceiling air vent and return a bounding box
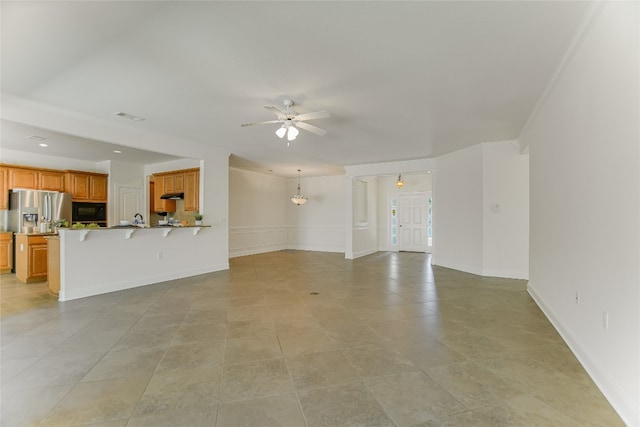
[115,112,145,122]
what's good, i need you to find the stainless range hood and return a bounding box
[160,192,184,200]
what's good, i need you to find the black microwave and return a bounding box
[72,202,107,222]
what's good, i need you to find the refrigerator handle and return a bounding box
[44,194,50,221]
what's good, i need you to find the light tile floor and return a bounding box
[0,251,624,426]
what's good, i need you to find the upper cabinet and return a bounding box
[5,165,64,192]
[0,168,7,210]
[8,166,39,189]
[39,170,65,192]
[1,165,67,209]
[152,168,199,212]
[183,169,199,212]
[152,174,176,213]
[0,164,110,209]
[64,171,108,202]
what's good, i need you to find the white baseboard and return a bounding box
[229,244,288,258]
[431,260,483,276]
[482,268,529,280]
[528,284,639,427]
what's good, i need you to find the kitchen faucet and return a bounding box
[134,213,144,225]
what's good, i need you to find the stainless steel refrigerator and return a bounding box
[8,189,73,233]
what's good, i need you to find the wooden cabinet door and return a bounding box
[65,172,107,201]
[66,173,90,200]
[39,171,65,192]
[9,167,38,189]
[0,233,12,273]
[153,175,165,212]
[173,173,184,192]
[163,175,175,193]
[152,175,176,213]
[0,167,8,210]
[30,243,48,279]
[183,170,199,212]
[90,175,108,201]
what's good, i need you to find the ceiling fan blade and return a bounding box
[240,120,283,127]
[295,110,330,121]
[295,121,327,136]
[263,105,288,119]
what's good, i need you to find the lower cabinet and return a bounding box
[47,236,60,295]
[0,232,13,273]
[15,234,48,283]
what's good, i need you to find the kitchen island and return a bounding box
[57,225,227,301]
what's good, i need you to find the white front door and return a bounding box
[399,193,427,252]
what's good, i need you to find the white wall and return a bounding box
[287,174,346,253]
[228,169,346,256]
[349,176,377,258]
[482,141,529,279]
[522,2,639,424]
[228,168,289,257]
[432,145,484,275]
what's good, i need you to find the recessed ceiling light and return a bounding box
[113,150,123,154]
[27,135,47,141]
[39,143,48,147]
[114,112,146,122]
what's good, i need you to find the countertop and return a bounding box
[13,232,58,236]
[106,224,210,229]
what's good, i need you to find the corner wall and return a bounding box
[522,2,639,424]
[482,141,529,279]
[431,145,484,274]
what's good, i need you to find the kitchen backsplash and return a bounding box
[150,199,198,225]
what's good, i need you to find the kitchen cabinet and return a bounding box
[46,236,60,295]
[0,165,108,208]
[183,169,199,212]
[152,175,176,213]
[8,166,39,190]
[0,167,8,210]
[64,171,108,202]
[15,234,48,283]
[163,174,184,193]
[152,168,199,213]
[39,170,65,192]
[9,166,65,192]
[89,174,108,201]
[0,232,13,273]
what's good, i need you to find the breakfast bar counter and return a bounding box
[57,225,227,301]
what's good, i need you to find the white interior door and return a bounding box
[399,193,427,252]
[117,186,142,223]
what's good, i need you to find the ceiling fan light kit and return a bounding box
[241,99,329,143]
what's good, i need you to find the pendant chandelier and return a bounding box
[396,174,404,188]
[291,169,308,205]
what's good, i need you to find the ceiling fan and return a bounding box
[241,99,329,142]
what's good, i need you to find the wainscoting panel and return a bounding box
[230,226,345,257]
[287,226,345,253]
[229,226,288,258]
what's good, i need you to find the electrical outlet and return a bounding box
[602,312,609,330]
[575,291,579,305]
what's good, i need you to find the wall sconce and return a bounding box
[396,174,404,189]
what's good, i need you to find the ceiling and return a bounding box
[1,1,592,177]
